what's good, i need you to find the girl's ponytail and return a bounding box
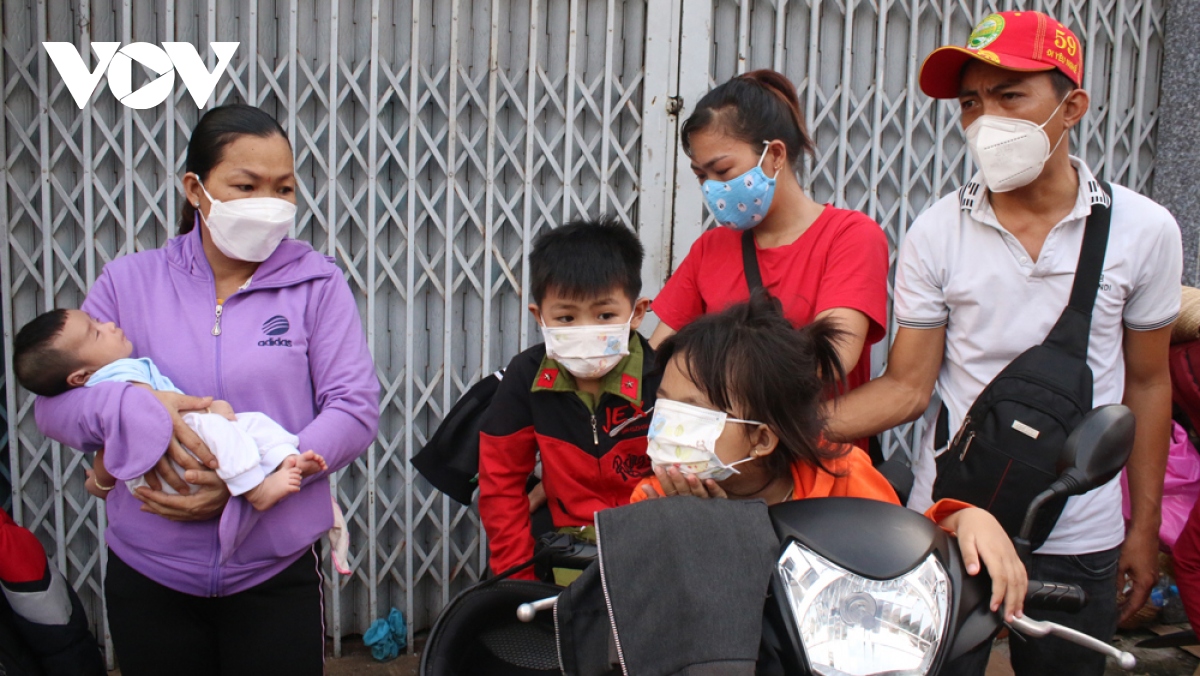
[797,317,849,395]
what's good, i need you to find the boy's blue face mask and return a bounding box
[702,143,779,231]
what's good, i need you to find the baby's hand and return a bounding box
[208,400,237,421]
[294,450,328,477]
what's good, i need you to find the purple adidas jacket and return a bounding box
[35,227,379,597]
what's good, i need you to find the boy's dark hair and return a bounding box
[681,69,815,178]
[179,104,290,234]
[529,217,644,304]
[655,290,847,479]
[13,309,78,397]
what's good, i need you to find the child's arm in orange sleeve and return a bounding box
[628,476,662,504]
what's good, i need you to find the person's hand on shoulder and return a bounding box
[939,507,1027,621]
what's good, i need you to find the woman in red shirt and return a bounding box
[650,69,888,393]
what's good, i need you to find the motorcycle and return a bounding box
[421,405,1138,675]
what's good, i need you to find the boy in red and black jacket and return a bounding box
[479,218,657,579]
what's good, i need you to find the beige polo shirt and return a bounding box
[897,157,1182,555]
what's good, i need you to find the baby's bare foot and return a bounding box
[244,460,303,511]
[295,450,328,477]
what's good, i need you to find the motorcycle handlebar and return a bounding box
[533,532,598,577]
[545,542,597,570]
[1024,580,1088,613]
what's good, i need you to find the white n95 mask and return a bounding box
[196,179,296,262]
[646,398,764,482]
[541,313,633,380]
[965,97,1068,194]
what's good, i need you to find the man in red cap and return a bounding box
[827,10,1181,675]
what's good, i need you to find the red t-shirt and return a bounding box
[653,206,889,392]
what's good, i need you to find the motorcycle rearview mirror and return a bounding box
[1055,405,1136,492]
[1015,405,1135,559]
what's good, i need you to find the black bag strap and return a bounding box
[741,230,763,292]
[1043,180,1113,358]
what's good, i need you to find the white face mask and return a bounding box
[195,179,296,262]
[645,398,764,482]
[540,312,633,380]
[964,97,1069,194]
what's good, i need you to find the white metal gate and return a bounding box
[0,0,1167,660]
[0,0,666,658]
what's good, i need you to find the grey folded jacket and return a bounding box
[557,496,780,676]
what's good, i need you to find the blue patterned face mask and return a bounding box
[702,144,778,231]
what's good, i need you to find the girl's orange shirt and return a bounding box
[629,444,969,525]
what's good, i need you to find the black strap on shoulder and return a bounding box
[1067,181,1113,314]
[741,230,763,292]
[1043,181,1113,358]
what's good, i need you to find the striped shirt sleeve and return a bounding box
[894,216,950,330]
[1123,200,1182,331]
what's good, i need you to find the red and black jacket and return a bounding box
[479,333,658,579]
[0,510,105,675]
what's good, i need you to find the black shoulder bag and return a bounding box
[932,182,1112,548]
[410,369,505,505]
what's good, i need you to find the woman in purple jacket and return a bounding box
[34,105,380,675]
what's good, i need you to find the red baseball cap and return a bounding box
[919,11,1083,99]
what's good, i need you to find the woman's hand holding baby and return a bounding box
[85,449,116,500]
[135,471,230,522]
[149,390,218,493]
[124,390,231,521]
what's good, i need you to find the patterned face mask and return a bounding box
[540,312,633,380]
[645,398,764,482]
[701,143,779,231]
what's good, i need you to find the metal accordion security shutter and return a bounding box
[0,0,1166,662]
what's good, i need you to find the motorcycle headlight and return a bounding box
[777,541,950,676]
